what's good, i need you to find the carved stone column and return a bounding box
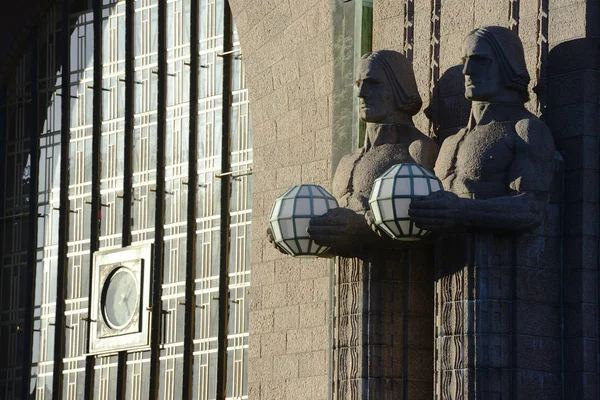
[333,247,434,399]
[434,203,563,399]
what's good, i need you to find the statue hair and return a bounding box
[360,50,423,116]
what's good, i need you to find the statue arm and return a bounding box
[410,118,555,232]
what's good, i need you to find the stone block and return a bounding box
[251,261,275,287]
[562,168,598,205]
[273,354,299,379]
[275,107,302,141]
[563,268,598,304]
[546,103,599,139]
[272,56,299,92]
[474,367,511,399]
[250,309,274,334]
[406,315,435,348]
[274,258,302,283]
[248,356,273,383]
[514,336,561,372]
[298,351,328,377]
[564,202,597,237]
[286,279,313,306]
[473,0,507,27]
[372,16,405,53]
[300,258,329,280]
[337,315,361,348]
[548,3,587,45]
[515,234,561,270]
[561,133,600,175]
[299,301,326,328]
[408,281,434,315]
[514,370,561,400]
[261,283,288,309]
[563,235,598,270]
[547,70,599,108]
[373,0,403,21]
[286,327,313,354]
[407,379,434,400]
[301,159,330,185]
[515,267,561,304]
[261,381,285,400]
[274,305,299,331]
[368,312,402,347]
[515,302,561,338]
[475,300,512,334]
[563,372,600,400]
[261,331,287,357]
[249,334,261,358]
[313,276,329,302]
[563,337,598,373]
[563,304,598,338]
[338,282,364,315]
[312,325,329,351]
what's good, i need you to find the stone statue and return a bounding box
[409,26,555,230]
[306,50,438,258]
[267,50,439,399]
[409,26,561,399]
[309,50,438,399]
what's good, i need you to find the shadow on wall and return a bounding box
[423,64,471,145]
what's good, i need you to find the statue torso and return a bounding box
[435,121,516,198]
[434,103,539,199]
[333,124,438,211]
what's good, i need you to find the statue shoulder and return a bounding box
[514,116,552,142]
[408,129,439,171]
[514,116,554,159]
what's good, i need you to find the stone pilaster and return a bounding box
[333,248,434,399]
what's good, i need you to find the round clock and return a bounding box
[101,266,139,330]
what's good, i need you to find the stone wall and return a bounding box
[231,0,599,397]
[228,1,334,399]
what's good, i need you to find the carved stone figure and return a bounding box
[409,26,555,231]
[308,50,438,399]
[268,50,438,398]
[410,26,561,399]
[307,50,438,257]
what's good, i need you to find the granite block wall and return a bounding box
[228,1,334,398]
[229,0,599,397]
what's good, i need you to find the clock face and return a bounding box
[101,267,139,330]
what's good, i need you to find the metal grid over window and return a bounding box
[99,0,126,251]
[1,1,252,399]
[63,8,95,400]
[0,44,32,400]
[192,1,224,398]
[224,25,251,399]
[29,6,63,399]
[132,0,159,245]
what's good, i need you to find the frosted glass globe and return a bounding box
[269,184,338,257]
[369,163,442,240]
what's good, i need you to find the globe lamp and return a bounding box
[369,163,442,240]
[269,184,338,257]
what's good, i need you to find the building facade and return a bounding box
[0,0,251,399]
[0,0,599,399]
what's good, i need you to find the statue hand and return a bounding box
[365,209,385,238]
[408,190,463,231]
[266,227,290,255]
[307,208,370,255]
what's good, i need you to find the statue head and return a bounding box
[356,50,422,124]
[462,26,530,103]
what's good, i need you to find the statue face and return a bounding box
[462,34,504,101]
[355,59,396,122]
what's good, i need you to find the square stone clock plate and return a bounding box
[89,243,153,354]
